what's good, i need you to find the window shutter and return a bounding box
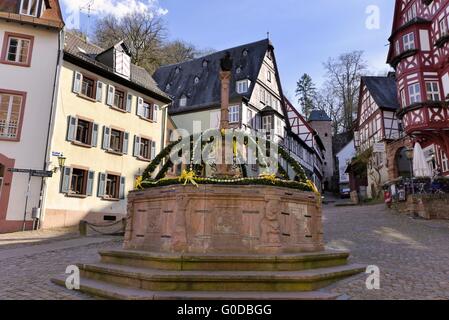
[67,116,77,141]
[96,82,104,102]
[86,171,95,196]
[152,104,159,122]
[97,173,106,197]
[106,85,115,106]
[136,97,144,117]
[60,167,72,194]
[73,71,82,94]
[133,135,141,157]
[123,132,129,154]
[119,176,126,200]
[151,141,156,160]
[102,126,110,150]
[126,93,133,113]
[91,123,99,147]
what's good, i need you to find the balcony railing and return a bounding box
[0,120,18,139]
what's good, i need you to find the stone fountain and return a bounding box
[52,53,364,300]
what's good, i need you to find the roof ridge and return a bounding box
[156,38,270,70]
[66,31,104,51]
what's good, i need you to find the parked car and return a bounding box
[340,185,351,198]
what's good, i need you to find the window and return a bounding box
[276,118,284,137]
[134,136,156,160]
[136,98,157,121]
[142,101,152,119]
[98,173,125,200]
[180,95,187,107]
[0,91,24,140]
[405,3,417,23]
[426,81,440,101]
[440,18,448,36]
[408,83,421,104]
[395,41,400,56]
[229,105,240,123]
[60,167,94,197]
[400,88,406,107]
[260,87,266,103]
[236,80,250,94]
[247,109,254,128]
[140,138,151,159]
[110,129,123,153]
[102,126,129,154]
[67,116,98,147]
[105,174,120,199]
[113,89,125,110]
[267,70,272,82]
[20,0,39,16]
[2,34,33,66]
[81,76,95,99]
[262,115,273,131]
[403,33,415,51]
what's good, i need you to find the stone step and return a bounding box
[51,275,342,300]
[77,262,366,292]
[99,249,351,271]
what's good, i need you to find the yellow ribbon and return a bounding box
[307,179,322,205]
[179,170,199,187]
[260,173,277,184]
[135,176,143,190]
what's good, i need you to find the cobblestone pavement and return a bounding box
[324,202,449,300]
[0,202,448,300]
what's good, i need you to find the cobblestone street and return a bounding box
[0,202,448,300]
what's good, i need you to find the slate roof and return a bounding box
[153,39,272,115]
[333,131,354,155]
[362,76,399,111]
[308,110,331,122]
[64,32,171,102]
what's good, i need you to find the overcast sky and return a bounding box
[62,0,395,107]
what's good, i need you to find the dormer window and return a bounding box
[179,95,187,107]
[242,49,248,57]
[236,67,242,74]
[236,79,250,94]
[175,67,181,74]
[194,76,200,84]
[202,60,208,68]
[166,84,171,90]
[114,48,131,79]
[20,0,39,17]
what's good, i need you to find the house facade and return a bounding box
[354,76,403,198]
[41,33,172,229]
[284,99,326,191]
[387,0,449,176]
[0,0,64,233]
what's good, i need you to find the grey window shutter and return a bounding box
[151,140,156,160]
[153,104,158,122]
[136,97,144,117]
[91,123,99,147]
[97,172,106,197]
[102,126,110,150]
[119,176,126,200]
[60,167,72,194]
[73,71,82,94]
[133,135,141,157]
[86,171,95,196]
[67,116,77,141]
[126,93,133,113]
[96,81,104,102]
[106,85,115,106]
[123,132,129,154]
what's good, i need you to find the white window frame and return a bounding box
[267,70,272,82]
[403,32,415,51]
[395,40,400,56]
[236,80,250,94]
[408,83,421,104]
[6,36,31,64]
[426,81,440,101]
[400,88,406,107]
[179,96,187,107]
[440,18,448,36]
[20,0,39,17]
[228,105,240,124]
[262,115,272,132]
[0,93,23,139]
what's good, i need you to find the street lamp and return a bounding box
[53,155,66,173]
[405,148,414,195]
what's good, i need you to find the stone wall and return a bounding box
[391,195,449,220]
[124,185,324,254]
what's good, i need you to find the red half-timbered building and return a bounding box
[388,0,449,175]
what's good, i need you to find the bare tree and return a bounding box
[94,11,167,73]
[161,40,197,65]
[314,85,344,136]
[323,51,367,132]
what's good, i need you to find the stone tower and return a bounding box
[308,110,334,191]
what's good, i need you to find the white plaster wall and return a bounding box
[0,21,60,222]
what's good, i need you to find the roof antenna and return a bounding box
[267,31,270,40]
[80,0,95,41]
